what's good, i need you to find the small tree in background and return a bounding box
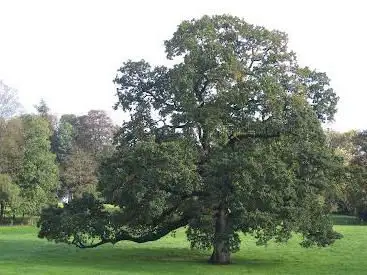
[18,115,59,215]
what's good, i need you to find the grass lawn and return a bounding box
[0,225,366,274]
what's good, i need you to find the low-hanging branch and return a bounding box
[70,189,203,249]
[73,216,190,249]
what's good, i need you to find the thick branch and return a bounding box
[248,47,257,70]
[71,189,207,249]
[160,189,210,199]
[74,216,189,249]
[143,88,176,109]
[193,74,210,106]
[200,78,210,97]
[248,47,271,71]
[227,131,281,147]
[163,122,190,129]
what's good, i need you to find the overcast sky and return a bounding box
[0,0,365,131]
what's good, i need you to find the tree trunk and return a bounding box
[209,208,231,264]
[0,201,5,222]
[11,213,15,225]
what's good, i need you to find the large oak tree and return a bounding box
[38,15,341,264]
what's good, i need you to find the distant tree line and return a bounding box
[0,83,115,223]
[326,129,367,220]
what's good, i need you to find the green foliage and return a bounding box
[0,117,24,177]
[18,115,59,215]
[38,194,110,246]
[326,130,367,220]
[0,174,20,219]
[34,99,50,117]
[52,110,115,202]
[100,140,200,213]
[324,130,356,214]
[326,130,356,164]
[34,99,57,132]
[38,15,341,263]
[74,110,115,157]
[0,118,25,217]
[55,120,75,163]
[62,147,98,199]
[348,131,367,220]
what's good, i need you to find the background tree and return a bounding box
[0,174,20,222]
[61,147,98,201]
[0,80,22,118]
[326,130,356,164]
[34,99,58,137]
[0,117,24,222]
[59,114,78,128]
[54,119,75,163]
[348,130,367,220]
[38,15,341,264]
[18,115,59,215]
[0,117,24,177]
[325,130,357,214]
[53,114,78,163]
[34,99,50,117]
[53,111,114,200]
[74,110,115,157]
[325,129,367,220]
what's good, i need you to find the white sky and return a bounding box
[0,0,366,131]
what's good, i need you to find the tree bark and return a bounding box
[209,208,231,264]
[0,201,5,222]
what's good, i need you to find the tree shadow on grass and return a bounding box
[1,239,283,274]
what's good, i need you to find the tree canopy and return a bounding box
[38,15,341,264]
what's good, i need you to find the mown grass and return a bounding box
[0,224,366,274]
